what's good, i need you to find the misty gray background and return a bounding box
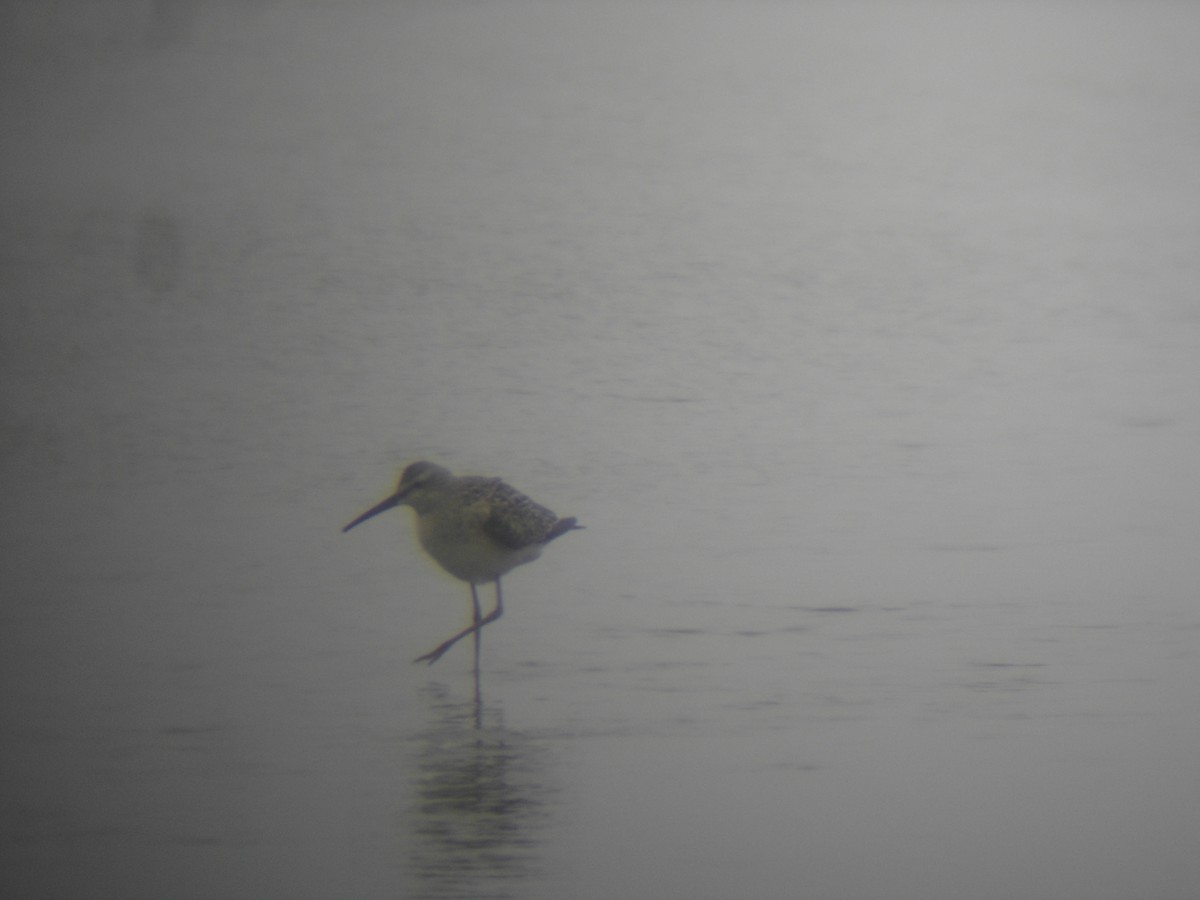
[3,1,1199,898]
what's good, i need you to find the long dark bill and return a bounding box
[342,492,402,533]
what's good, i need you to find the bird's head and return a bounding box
[342,461,453,532]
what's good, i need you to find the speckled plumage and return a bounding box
[342,461,582,666]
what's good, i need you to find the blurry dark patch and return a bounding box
[637,659,709,673]
[607,394,699,403]
[970,661,1046,669]
[924,543,1003,553]
[144,0,196,51]
[161,724,220,736]
[167,834,222,846]
[135,211,183,297]
[763,761,822,774]
[1120,414,1176,429]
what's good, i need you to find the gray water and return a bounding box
[3,2,1199,898]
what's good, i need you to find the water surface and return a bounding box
[3,2,1199,898]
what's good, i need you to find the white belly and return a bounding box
[417,514,541,583]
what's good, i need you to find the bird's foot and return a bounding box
[413,637,459,665]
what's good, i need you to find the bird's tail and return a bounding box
[545,517,584,543]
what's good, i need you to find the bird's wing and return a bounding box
[480,487,558,550]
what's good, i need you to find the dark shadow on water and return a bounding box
[405,683,557,900]
[134,209,182,298]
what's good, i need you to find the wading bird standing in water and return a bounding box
[342,461,582,671]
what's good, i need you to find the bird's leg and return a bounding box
[470,582,482,677]
[471,582,484,713]
[414,578,505,666]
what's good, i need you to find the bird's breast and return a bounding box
[416,510,541,583]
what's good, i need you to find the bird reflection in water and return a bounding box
[406,684,557,898]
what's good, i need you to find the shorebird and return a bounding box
[342,461,582,667]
